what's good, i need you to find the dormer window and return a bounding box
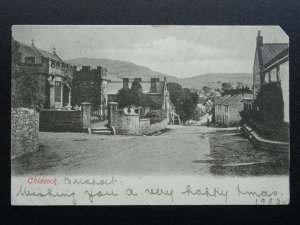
[25,57,35,65]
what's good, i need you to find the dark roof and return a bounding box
[261,43,289,66]
[16,40,63,62]
[215,94,243,106]
[38,49,62,62]
[17,41,41,58]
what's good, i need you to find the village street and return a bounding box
[12,124,289,176]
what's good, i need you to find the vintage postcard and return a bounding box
[11,25,289,205]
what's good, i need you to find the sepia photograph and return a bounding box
[10,25,290,205]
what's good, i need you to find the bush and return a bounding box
[144,110,166,124]
[11,69,45,111]
[115,88,161,110]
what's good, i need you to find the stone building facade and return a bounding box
[253,31,289,122]
[214,94,244,127]
[72,66,109,119]
[14,39,75,109]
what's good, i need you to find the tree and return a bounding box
[236,82,244,89]
[114,87,161,109]
[202,86,212,95]
[221,82,233,92]
[11,70,46,110]
[254,82,284,124]
[167,82,199,122]
[11,40,45,110]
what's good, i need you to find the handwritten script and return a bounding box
[12,177,289,205]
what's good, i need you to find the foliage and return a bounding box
[239,82,287,141]
[167,82,199,122]
[11,40,45,110]
[144,109,166,124]
[222,86,252,96]
[221,82,233,91]
[254,82,284,123]
[202,86,212,95]
[114,86,161,109]
[11,69,46,110]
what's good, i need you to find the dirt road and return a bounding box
[12,125,220,176]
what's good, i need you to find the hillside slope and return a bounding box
[66,58,179,82]
[66,58,252,89]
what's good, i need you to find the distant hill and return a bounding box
[66,58,179,83]
[66,58,252,90]
[179,73,253,90]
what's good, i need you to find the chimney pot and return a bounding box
[123,78,129,89]
[134,78,142,82]
[150,78,159,93]
[256,30,263,49]
[82,66,91,72]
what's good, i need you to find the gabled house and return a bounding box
[214,94,244,127]
[14,39,75,109]
[253,31,289,122]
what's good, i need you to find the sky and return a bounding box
[12,25,288,78]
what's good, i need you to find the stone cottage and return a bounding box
[214,94,244,127]
[14,39,75,109]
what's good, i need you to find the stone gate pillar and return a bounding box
[81,102,91,129]
[108,102,118,126]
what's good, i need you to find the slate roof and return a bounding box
[17,41,62,62]
[38,48,62,62]
[261,43,289,66]
[17,41,41,58]
[215,94,243,106]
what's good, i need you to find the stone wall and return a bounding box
[40,103,91,132]
[148,118,168,134]
[40,110,82,132]
[11,108,39,158]
[110,110,140,135]
[109,103,168,135]
[243,125,289,151]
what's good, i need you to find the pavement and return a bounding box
[11,125,228,176]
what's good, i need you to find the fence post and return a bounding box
[108,102,118,127]
[81,102,91,129]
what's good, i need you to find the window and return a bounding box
[270,68,277,82]
[55,81,61,102]
[264,72,269,83]
[51,60,55,68]
[56,62,60,69]
[225,106,229,112]
[25,57,35,65]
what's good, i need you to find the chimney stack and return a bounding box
[150,78,159,93]
[82,66,91,73]
[134,78,142,83]
[123,78,129,89]
[256,30,263,49]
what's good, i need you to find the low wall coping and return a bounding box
[244,125,289,146]
[140,118,150,121]
[41,109,81,112]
